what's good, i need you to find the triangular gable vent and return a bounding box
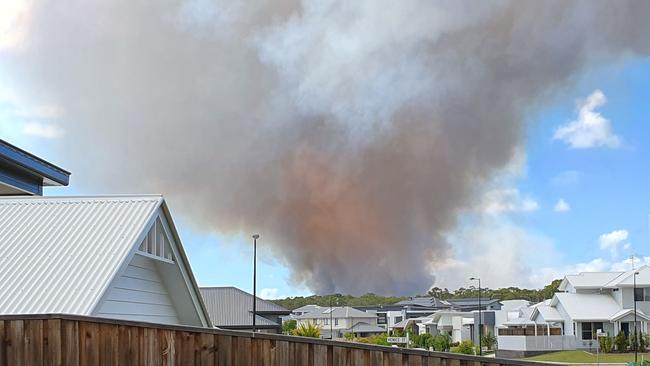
[138,217,174,262]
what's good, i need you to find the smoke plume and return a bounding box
[3,0,650,294]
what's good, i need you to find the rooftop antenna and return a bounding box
[630,254,636,270]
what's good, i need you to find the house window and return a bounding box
[581,322,603,340]
[324,319,329,325]
[635,288,644,302]
[395,316,403,324]
[335,319,339,326]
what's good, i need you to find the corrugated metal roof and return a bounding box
[199,287,290,327]
[295,306,375,320]
[0,195,162,315]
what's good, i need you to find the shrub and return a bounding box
[481,332,497,351]
[413,333,434,349]
[282,319,297,334]
[641,333,649,352]
[357,334,390,346]
[292,322,321,338]
[614,331,627,352]
[430,333,451,352]
[344,332,354,341]
[599,335,613,353]
[451,340,475,355]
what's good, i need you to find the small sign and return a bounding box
[387,337,408,344]
[597,330,607,337]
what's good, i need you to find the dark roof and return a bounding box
[395,297,451,308]
[200,287,290,328]
[447,298,501,307]
[0,139,70,195]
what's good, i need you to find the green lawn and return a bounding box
[526,350,650,363]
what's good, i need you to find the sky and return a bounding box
[1,1,650,299]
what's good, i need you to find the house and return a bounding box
[0,195,211,327]
[497,267,650,358]
[0,139,70,195]
[295,306,385,338]
[199,286,291,333]
[292,304,325,316]
[447,298,502,311]
[355,296,451,332]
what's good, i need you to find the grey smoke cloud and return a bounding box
[3,0,650,294]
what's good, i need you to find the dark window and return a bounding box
[395,316,403,324]
[582,322,593,340]
[635,288,644,302]
[335,318,339,326]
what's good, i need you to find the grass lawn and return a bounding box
[526,350,650,363]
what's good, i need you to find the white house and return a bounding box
[295,306,385,338]
[497,267,650,358]
[0,195,211,327]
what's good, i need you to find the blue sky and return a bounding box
[3,57,648,298]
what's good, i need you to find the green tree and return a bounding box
[614,331,628,352]
[430,332,451,352]
[600,335,613,353]
[292,322,321,338]
[481,332,497,351]
[282,319,297,334]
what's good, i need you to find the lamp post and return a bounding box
[634,271,640,364]
[252,234,259,333]
[470,277,482,356]
[330,297,334,339]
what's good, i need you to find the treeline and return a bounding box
[427,279,562,303]
[272,279,562,310]
[272,293,409,310]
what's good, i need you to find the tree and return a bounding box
[614,331,627,352]
[282,319,297,334]
[292,322,321,338]
[481,332,497,351]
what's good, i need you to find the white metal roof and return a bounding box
[559,271,625,290]
[551,293,621,321]
[532,304,563,322]
[603,266,650,287]
[0,195,169,315]
[295,306,374,319]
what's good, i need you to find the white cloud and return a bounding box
[553,89,621,149]
[260,288,280,299]
[22,122,64,139]
[479,188,539,214]
[554,199,570,212]
[599,229,629,258]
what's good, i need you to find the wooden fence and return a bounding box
[0,314,551,366]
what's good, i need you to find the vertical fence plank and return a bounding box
[387,352,401,366]
[61,320,79,366]
[98,323,119,366]
[313,344,328,366]
[0,320,5,366]
[24,320,44,366]
[45,319,62,366]
[272,340,289,366]
[295,342,309,366]
[79,321,99,366]
[7,320,24,366]
[199,332,215,366]
[332,346,348,366]
[370,349,383,366]
[217,335,232,366]
[118,324,136,365]
[160,329,175,366]
[350,348,365,366]
[408,354,423,366]
[235,337,251,366]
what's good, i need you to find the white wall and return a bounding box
[94,254,180,324]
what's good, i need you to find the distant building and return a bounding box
[200,287,291,334]
[0,139,70,195]
[295,306,384,339]
[0,195,211,327]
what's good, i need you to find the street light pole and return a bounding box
[252,234,259,333]
[634,271,639,364]
[470,277,482,356]
[330,297,333,339]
